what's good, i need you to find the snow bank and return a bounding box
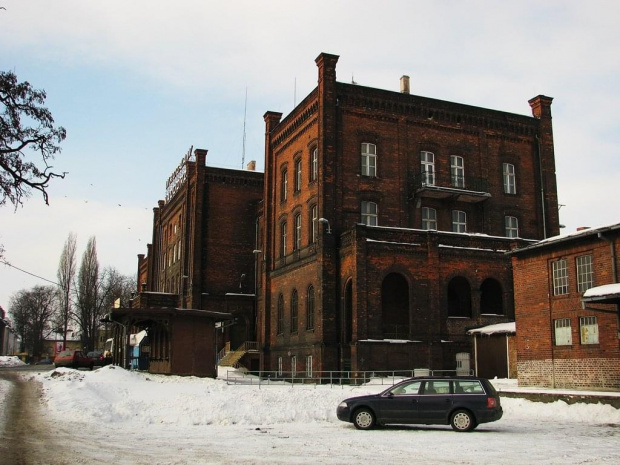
[0,356,26,367]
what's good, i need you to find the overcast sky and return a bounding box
[1,0,619,312]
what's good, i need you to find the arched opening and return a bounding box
[381,273,409,339]
[480,278,503,315]
[448,276,472,317]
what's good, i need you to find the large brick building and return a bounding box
[257,53,560,376]
[511,224,620,390]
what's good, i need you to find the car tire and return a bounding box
[353,408,376,430]
[450,409,476,432]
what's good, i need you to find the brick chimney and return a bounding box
[246,160,256,171]
[400,75,410,94]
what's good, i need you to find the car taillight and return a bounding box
[487,397,497,408]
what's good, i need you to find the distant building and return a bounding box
[511,224,620,390]
[0,306,19,356]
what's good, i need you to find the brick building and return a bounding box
[257,53,560,376]
[511,224,620,390]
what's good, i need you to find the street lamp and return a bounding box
[318,218,332,234]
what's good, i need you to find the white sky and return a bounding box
[0,361,619,464]
[1,0,619,311]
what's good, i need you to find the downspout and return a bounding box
[535,134,547,239]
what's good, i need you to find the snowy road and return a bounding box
[0,362,618,465]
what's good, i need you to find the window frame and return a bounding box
[576,255,594,293]
[280,221,287,257]
[450,155,465,188]
[310,147,318,182]
[306,355,313,377]
[452,210,467,233]
[291,289,298,333]
[579,316,599,345]
[503,163,516,194]
[552,259,569,295]
[281,168,288,201]
[554,318,572,346]
[505,216,519,238]
[421,151,435,186]
[422,207,437,230]
[361,201,378,226]
[306,285,315,330]
[294,213,302,251]
[294,158,302,192]
[361,142,377,177]
[310,204,318,244]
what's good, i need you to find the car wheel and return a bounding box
[450,409,476,432]
[353,408,376,430]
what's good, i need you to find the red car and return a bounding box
[53,350,94,370]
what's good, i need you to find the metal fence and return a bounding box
[223,369,472,388]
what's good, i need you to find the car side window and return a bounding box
[423,381,450,394]
[453,380,485,394]
[390,381,421,396]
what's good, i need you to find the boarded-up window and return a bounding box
[579,316,599,345]
[554,318,572,345]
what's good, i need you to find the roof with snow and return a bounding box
[467,322,516,336]
[582,283,620,304]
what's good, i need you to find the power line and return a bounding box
[0,259,59,287]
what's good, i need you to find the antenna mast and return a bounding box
[242,87,247,169]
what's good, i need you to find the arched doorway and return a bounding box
[480,278,503,315]
[381,273,409,339]
[447,276,472,317]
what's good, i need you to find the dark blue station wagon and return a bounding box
[337,376,503,432]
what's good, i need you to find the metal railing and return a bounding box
[223,369,473,388]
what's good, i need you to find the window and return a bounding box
[423,380,451,395]
[291,356,297,377]
[280,221,287,257]
[389,381,421,396]
[503,163,516,194]
[306,285,315,330]
[281,168,288,201]
[505,216,519,238]
[277,357,283,376]
[294,213,302,251]
[451,155,465,188]
[552,259,568,295]
[361,201,378,226]
[554,318,572,345]
[361,142,377,177]
[310,147,318,182]
[277,294,284,335]
[291,290,298,332]
[311,205,318,243]
[576,255,593,293]
[421,151,435,186]
[306,355,313,377]
[294,159,302,192]
[422,207,437,230]
[579,316,599,344]
[452,210,466,233]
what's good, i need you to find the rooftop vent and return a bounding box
[400,75,410,94]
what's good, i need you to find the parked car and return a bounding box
[87,350,106,367]
[336,376,502,432]
[53,350,94,370]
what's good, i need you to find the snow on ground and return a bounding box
[0,356,26,367]
[6,365,616,464]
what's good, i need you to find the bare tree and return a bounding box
[0,70,67,208]
[75,236,99,351]
[9,285,57,359]
[56,232,77,350]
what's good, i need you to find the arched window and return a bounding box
[448,277,472,317]
[291,289,298,332]
[480,279,503,315]
[381,273,409,339]
[277,294,284,334]
[306,285,315,330]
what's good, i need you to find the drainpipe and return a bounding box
[535,134,547,239]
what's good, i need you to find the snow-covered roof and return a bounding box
[467,322,516,336]
[582,283,620,303]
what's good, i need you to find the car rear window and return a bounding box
[453,380,485,394]
[57,350,74,356]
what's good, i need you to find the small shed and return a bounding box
[467,322,517,379]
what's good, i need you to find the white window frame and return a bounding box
[422,207,437,230]
[421,151,435,186]
[576,255,594,293]
[277,357,283,376]
[294,213,302,251]
[281,168,288,201]
[451,155,465,188]
[311,147,318,182]
[281,221,287,257]
[361,201,378,226]
[579,316,599,344]
[503,163,516,194]
[311,205,317,243]
[361,142,377,177]
[505,216,519,238]
[291,355,297,377]
[452,210,467,233]
[552,259,568,295]
[306,355,313,377]
[554,318,572,346]
[295,159,302,192]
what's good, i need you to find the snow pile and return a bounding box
[0,356,26,367]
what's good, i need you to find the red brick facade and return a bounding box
[258,53,560,375]
[512,225,620,390]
